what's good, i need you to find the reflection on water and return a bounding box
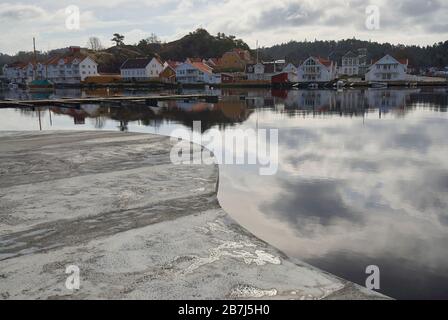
[1,87,448,299]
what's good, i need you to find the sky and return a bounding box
[0,0,447,55]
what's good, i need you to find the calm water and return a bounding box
[1,87,448,299]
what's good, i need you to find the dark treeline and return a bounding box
[260,38,448,69]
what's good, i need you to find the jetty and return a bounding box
[0,94,219,109]
[0,131,389,300]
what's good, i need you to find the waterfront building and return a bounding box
[45,46,98,83]
[338,49,369,77]
[120,57,164,81]
[160,61,180,83]
[2,46,99,84]
[2,62,28,84]
[246,60,285,81]
[297,57,338,83]
[282,63,298,82]
[339,51,360,77]
[176,62,221,84]
[365,54,409,82]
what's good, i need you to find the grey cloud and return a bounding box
[256,3,321,28]
[0,6,44,20]
[400,0,442,16]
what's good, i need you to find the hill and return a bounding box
[151,28,251,61]
[0,29,251,74]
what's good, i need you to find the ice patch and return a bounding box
[230,284,277,299]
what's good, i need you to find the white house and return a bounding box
[246,60,285,81]
[176,62,221,84]
[45,46,99,83]
[2,62,28,84]
[282,63,298,82]
[120,57,164,81]
[365,54,409,82]
[297,57,337,83]
[339,51,360,77]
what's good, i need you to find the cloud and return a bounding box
[0,4,46,20]
[0,0,448,54]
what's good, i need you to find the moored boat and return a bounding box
[370,82,388,89]
[27,79,54,93]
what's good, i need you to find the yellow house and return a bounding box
[160,66,176,83]
[217,49,252,72]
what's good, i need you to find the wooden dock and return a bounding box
[0,94,219,109]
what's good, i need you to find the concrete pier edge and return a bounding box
[0,131,390,300]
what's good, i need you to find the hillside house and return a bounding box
[218,49,252,72]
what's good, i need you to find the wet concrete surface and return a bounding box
[0,131,389,300]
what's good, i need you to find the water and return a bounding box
[1,87,448,299]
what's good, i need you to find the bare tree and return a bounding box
[87,37,103,51]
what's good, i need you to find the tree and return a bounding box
[111,33,125,46]
[146,33,161,44]
[87,37,103,51]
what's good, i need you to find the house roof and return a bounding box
[316,57,333,67]
[166,60,181,69]
[192,62,213,74]
[187,58,203,63]
[45,51,89,66]
[371,55,408,66]
[343,51,358,58]
[7,61,28,69]
[120,58,153,69]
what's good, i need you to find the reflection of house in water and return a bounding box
[366,89,421,113]
[44,98,252,132]
[159,98,252,131]
[406,89,448,112]
[334,90,368,114]
[246,90,275,109]
[295,90,336,112]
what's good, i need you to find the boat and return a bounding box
[27,37,55,93]
[369,82,388,89]
[308,83,319,89]
[28,79,54,93]
[336,80,346,90]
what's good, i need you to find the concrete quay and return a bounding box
[0,131,389,300]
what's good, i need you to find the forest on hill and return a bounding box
[260,38,448,69]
